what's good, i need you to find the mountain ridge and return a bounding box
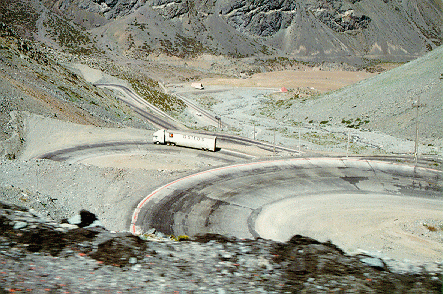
[2,0,442,64]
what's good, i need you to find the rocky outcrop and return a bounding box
[217,0,370,37]
[151,0,191,19]
[219,0,297,37]
[308,1,371,32]
[40,0,146,21]
[0,112,25,161]
[90,0,147,19]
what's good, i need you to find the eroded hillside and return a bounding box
[0,23,154,159]
[37,0,443,64]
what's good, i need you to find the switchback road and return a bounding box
[94,83,301,155]
[131,157,442,263]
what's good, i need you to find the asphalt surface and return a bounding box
[131,157,442,263]
[94,83,181,130]
[35,140,263,165]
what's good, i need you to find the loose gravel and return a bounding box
[1,202,442,293]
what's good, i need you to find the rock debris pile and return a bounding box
[1,202,441,293]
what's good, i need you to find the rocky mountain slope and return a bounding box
[0,20,191,159]
[276,45,443,149]
[43,0,443,63]
[0,22,155,159]
[1,0,442,65]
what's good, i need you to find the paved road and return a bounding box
[174,93,228,129]
[37,141,256,164]
[131,157,442,262]
[94,83,301,155]
[94,83,181,130]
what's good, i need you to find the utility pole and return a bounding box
[215,116,222,130]
[412,98,421,166]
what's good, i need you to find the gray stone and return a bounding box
[360,257,385,269]
[13,221,27,229]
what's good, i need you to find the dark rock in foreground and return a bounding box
[0,201,441,293]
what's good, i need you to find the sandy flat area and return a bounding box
[200,69,376,92]
[255,193,443,264]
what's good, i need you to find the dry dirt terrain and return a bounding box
[199,69,377,92]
